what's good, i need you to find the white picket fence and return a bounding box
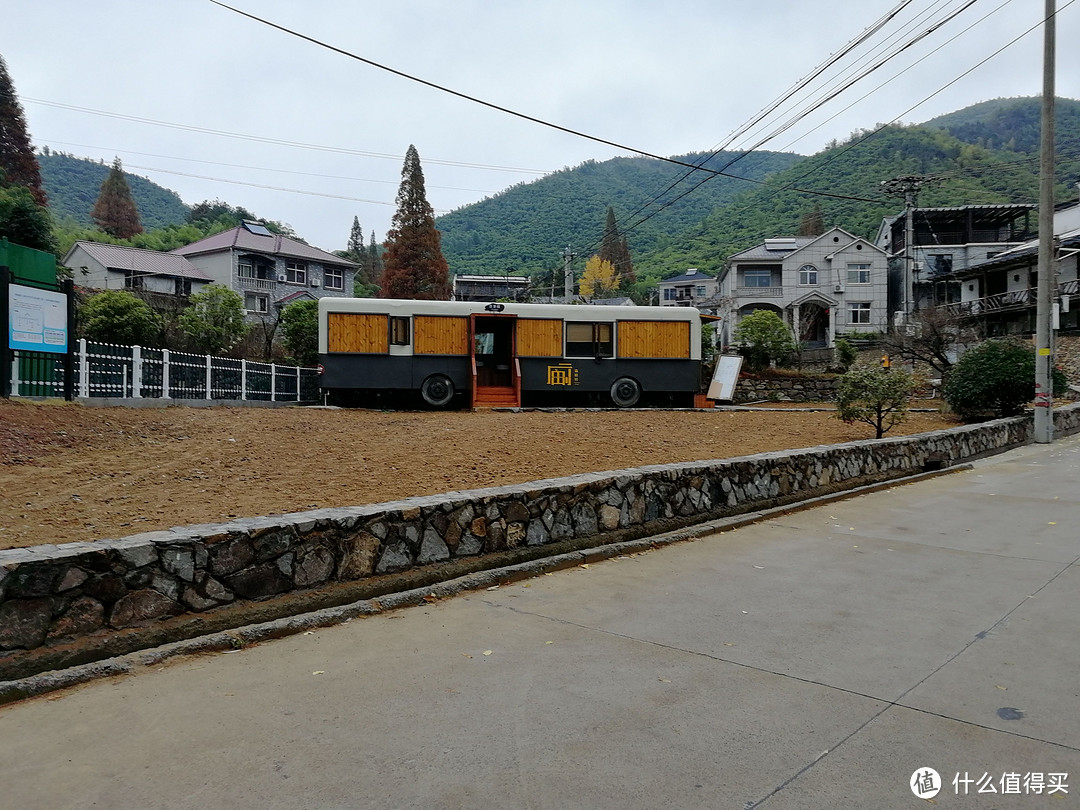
[10,339,319,402]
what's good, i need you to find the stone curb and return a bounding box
[0,464,969,706]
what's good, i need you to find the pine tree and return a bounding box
[380,145,450,300]
[0,54,46,206]
[368,231,383,280]
[91,157,143,238]
[345,215,367,281]
[598,207,635,287]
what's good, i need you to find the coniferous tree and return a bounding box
[346,215,370,282]
[380,145,450,300]
[0,54,46,206]
[368,231,383,281]
[598,206,636,287]
[91,157,143,238]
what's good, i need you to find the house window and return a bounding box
[565,322,614,358]
[927,254,953,274]
[847,263,871,284]
[245,293,268,314]
[238,260,255,278]
[324,267,344,290]
[849,302,871,324]
[743,269,772,287]
[286,261,307,284]
[695,285,707,297]
[390,317,410,345]
[798,264,818,285]
[174,278,192,297]
[663,288,675,301]
[124,270,144,290]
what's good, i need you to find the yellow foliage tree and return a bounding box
[579,255,619,299]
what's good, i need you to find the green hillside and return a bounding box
[436,149,803,279]
[923,96,1080,154]
[38,150,190,230]
[436,97,1080,292]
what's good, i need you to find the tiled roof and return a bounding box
[661,270,717,285]
[172,226,357,267]
[728,237,817,261]
[66,242,213,281]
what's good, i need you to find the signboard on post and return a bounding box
[8,283,69,353]
[706,354,743,401]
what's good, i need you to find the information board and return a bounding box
[8,284,68,354]
[706,354,743,401]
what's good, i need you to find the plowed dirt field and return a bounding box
[0,399,958,550]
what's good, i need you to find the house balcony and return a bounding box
[943,288,1035,316]
[736,286,783,298]
[238,276,277,291]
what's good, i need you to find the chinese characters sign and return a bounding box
[8,284,68,354]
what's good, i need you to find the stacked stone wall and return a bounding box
[3,404,1079,682]
[734,376,840,403]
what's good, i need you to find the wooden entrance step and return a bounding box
[473,386,519,408]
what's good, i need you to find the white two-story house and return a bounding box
[719,227,889,349]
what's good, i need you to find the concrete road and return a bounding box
[2,436,1079,809]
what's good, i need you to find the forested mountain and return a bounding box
[38,150,189,230]
[436,97,1080,290]
[924,96,1080,155]
[435,150,802,279]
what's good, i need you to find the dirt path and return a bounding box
[0,399,959,550]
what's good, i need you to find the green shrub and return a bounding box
[834,338,858,372]
[942,338,1044,420]
[733,310,795,371]
[834,366,916,438]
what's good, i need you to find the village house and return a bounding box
[718,227,889,349]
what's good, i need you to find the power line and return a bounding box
[39,139,497,194]
[24,97,549,175]
[203,0,776,186]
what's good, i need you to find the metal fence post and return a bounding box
[295,366,301,402]
[241,358,248,401]
[161,349,171,399]
[270,363,276,402]
[205,354,213,401]
[10,351,19,397]
[78,338,89,398]
[132,345,143,398]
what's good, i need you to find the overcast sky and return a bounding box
[5,0,1078,254]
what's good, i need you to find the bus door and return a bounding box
[471,315,516,388]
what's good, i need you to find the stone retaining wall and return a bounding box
[734,376,840,403]
[3,404,1079,682]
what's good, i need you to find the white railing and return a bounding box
[9,339,319,402]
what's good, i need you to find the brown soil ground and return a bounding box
[0,399,960,551]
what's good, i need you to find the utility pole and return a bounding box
[562,246,576,299]
[880,175,932,322]
[1034,0,1056,443]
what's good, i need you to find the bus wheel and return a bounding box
[420,374,455,408]
[609,377,641,408]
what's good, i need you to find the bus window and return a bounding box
[566,322,613,358]
[390,317,411,346]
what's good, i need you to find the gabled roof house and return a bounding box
[719,227,889,349]
[172,221,358,317]
[64,241,212,298]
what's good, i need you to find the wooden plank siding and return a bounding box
[617,320,691,359]
[415,315,469,355]
[327,313,388,354]
[516,318,563,357]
